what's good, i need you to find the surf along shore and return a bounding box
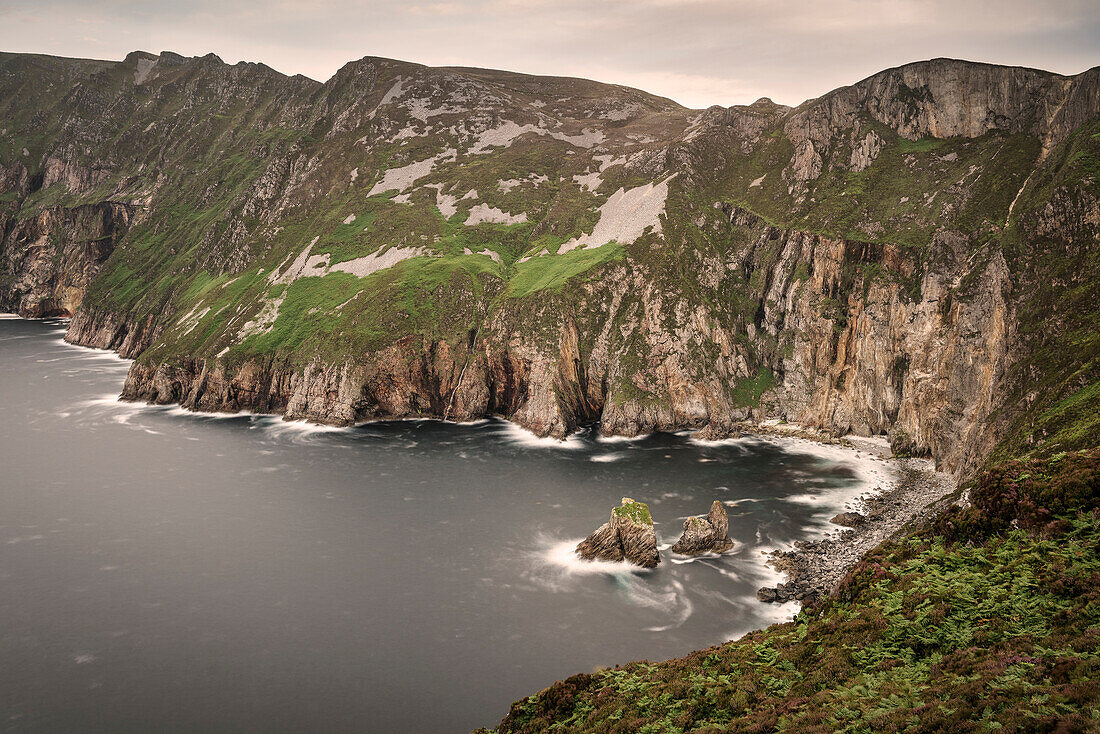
[736,422,958,606]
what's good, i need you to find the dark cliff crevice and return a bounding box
[0,201,134,318]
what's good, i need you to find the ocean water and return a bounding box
[0,317,893,732]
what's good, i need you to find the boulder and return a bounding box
[830,511,866,527]
[756,587,778,603]
[671,500,735,555]
[576,497,660,568]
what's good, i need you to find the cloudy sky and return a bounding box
[1,0,1097,108]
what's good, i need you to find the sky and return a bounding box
[0,0,1097,109]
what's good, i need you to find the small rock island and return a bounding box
[576,497,660,568]
[671,500,735,555]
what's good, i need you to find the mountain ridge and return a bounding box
[0,50,1096,479]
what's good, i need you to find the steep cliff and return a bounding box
[1,52,1097,477]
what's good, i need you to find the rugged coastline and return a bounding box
[15,309,962,606]
[691,424,959,606]
[756,442,958,604]
[5,53,1096,487]
[0,43,1097,734]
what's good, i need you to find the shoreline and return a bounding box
[754,446,958,605]
[6,313,961,608]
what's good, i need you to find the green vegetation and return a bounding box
[895,135,946,154]
[4,51,1100,732]
[489,450,1100,733]
[612,499,653,527]
[731,368,776,408]
[508,243,625,297]
[988,117,1100,469]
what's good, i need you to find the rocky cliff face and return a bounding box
[1,51,1096,478]
[0,195,133,316]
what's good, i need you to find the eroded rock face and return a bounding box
[1,53,1094,486]
[576,497,659,568]
[672,500,735,555]
[0,200,133,317]
[573,521,623,563]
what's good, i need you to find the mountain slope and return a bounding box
[1,52,1097,479]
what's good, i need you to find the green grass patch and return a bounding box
[731,368,776,407]
[612,499,653,526]
[507,242,625,297]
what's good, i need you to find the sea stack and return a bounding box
[671,500,735,555]
[576,497,660,568]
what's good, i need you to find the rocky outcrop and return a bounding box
[782,59,1100,189]
[1,51,1095,485]
[0,201,133,317]
[671,500,734,555]
[576,498,660,569]
[57,191,1043,478]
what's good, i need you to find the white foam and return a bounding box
[641,580,694,631]
[542,538,649,578]
[498,420,586,450]
[156,405,248,422]
[255,415,350,439]
[596,432,651,444]
[695,433,896,538]
[533,537,696,631]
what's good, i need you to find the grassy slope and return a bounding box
[487,450,1100,733]
[989,118,1100,466]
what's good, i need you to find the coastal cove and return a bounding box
[1,316,951,732]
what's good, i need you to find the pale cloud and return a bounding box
[405,3,462,16]
[0,0,1095,108]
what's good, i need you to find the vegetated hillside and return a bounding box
[484,449,1100,733]
[0,52,1097,480]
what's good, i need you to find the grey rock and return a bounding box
[573,521,623,563]
[756,587,778,603]
[672,500,735,555]
[830,512,866,527]
[576,497,659,569]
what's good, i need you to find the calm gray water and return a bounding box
[0,316,890,733]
